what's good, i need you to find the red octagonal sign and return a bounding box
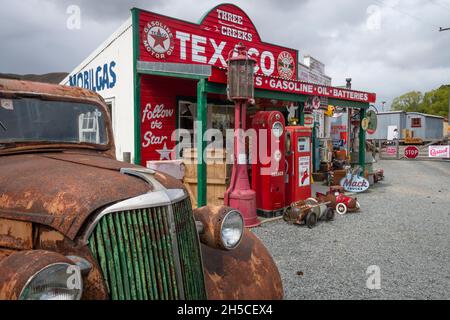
[405,146,419,159]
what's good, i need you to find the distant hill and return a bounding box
[0,72,68,84]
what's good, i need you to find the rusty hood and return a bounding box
[0,152,150,240]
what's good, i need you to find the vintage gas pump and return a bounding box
[285,126,313,206]
[251,111,286,218]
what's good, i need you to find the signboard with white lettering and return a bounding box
[140,4,298,80]
[405,146,419,159]
[139,4,376,103]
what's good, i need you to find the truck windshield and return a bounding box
[0,97,108,146]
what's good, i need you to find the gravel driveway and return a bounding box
[253,159,450,300]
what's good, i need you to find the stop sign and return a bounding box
[405,146,419,159]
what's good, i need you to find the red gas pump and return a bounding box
[252,111,286,218]
[285,126,313,206]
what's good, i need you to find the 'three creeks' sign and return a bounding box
[138,4,376,103]
[139,4,298,80]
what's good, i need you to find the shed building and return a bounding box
[367,111,444,141]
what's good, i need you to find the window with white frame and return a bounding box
[78,110,102,144]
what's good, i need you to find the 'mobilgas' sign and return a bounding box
[69,61,117,93]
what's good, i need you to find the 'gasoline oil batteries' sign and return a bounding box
[139,3,376,103]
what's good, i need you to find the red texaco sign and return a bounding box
[139,4,376,103]
[140,4,298,80]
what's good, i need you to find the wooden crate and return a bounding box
[183,148,231,181]
[184,181,227,208]
[183,148,232,208]
[330,169,347,186]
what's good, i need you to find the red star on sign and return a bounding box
[151,28,168,50]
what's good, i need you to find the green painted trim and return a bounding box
[312,122,319,172]
[255,89,307,102]
[359,108,367,171]
[205,82,371,108]
[132,8,141,165]
[298,103,305,126]
[137,68,208,80]
[204,82,226,95]
[329,99,369,109]
[205,81,307,102]
[197,79,208,207]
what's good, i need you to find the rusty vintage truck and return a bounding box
[0,79,283,300]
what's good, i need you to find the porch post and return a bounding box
[197,79,208,207]
[298,103,305,126]
[359,108,367,171]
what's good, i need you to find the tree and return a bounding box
[391,86,449,118]
[391,91,423,112]
[421,85,449,118]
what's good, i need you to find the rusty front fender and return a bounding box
[201,229,283,300]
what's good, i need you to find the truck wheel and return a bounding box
[336,203,348,215]
[306,212,317,229]
[326,208,335,221]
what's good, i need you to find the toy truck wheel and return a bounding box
[306,212,317,229]
[336,203,348,215]
[325,208,335,221]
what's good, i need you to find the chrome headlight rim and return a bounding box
[220,210,244,250]
[19,262,83,301]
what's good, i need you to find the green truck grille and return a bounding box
[88,198,207,300]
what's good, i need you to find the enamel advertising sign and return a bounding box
[139,4,298,80]
[429,145,450,158]
[340,175,370,193]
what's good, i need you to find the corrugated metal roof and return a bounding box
[377,111,444,119]
[405,112,444,119]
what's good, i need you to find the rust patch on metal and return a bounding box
[0,78,116,158]
[0,249,15,263]
[202,230,284,300]
[194,206,231,250]
[153,171,186,190]
[0,219,33,250]
[284,202,312,225]
[0,250,74,300]
[0,153,150,240]
[36,226,65,250]
[34,226,109,300]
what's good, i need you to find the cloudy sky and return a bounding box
[0,0,449,107]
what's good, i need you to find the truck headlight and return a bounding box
[221,210,244,249]
[193,206,244,251]
[19,263,83,300]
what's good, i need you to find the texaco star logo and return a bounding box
[143,21,174,59]
[277,51,295,79]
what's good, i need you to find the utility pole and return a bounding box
[439,27,450,137]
